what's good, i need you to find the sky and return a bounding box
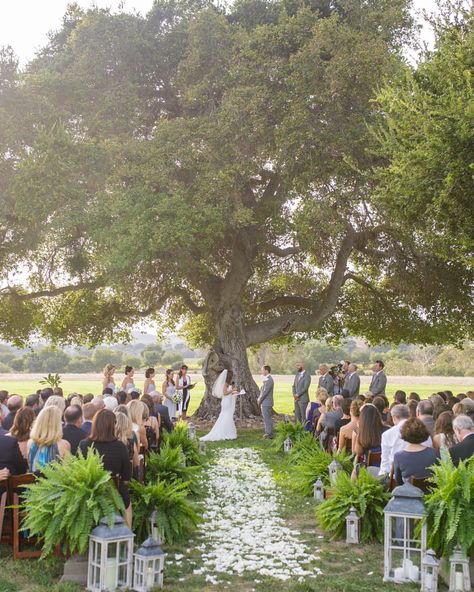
[0,0,439,65]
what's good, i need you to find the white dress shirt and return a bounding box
[379,419,433,476]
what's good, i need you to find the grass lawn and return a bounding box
[0,428,425,592]
[0,375,472,415]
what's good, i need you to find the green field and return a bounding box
[0,375,471,415]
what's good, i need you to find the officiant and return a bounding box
[177,364,194,420]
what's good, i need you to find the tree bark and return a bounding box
[194,303,261,419]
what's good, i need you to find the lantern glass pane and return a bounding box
[107,541,118,559]
[119,540,129,562]
[118,563,128,585]
[94,565,100,587]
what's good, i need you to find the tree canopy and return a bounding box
[0,0,472,412]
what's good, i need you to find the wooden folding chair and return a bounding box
[366,450,382,467]
[9,473,42,559]
[410,476,431,494]
[0,478,8,543]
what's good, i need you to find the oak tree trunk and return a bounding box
[194,304,261,420]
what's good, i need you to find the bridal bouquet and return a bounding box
[172,391,183,405]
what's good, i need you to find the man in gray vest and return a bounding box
[317,364,334,395]
[293,362,311,424]
[258,365,274,439]
[369,360,387,396]
[343,363,360,399]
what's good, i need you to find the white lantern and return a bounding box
[187,422,197,440]
[199,440,206,454]
[283,437,293,454]
[328,459,341,484]
[449,546,471,592]
[313,478,325,502]
[383,483,426,584]
[133,537,166,591]
[149,510,164,545]
[87,515,134,591]
[345,506,360,544]
[421,549,439,592]
[284,414,290,423]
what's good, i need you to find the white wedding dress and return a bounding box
[200,370,238,442]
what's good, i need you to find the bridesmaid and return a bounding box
[177,364,193,420]
[162,369,177,420]
[144,368,156,395]
[102,364,117,394]
[121,366,136,393]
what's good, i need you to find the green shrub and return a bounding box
[287,432,320,463]
[164,422,202,466]
[146,443,201,495]
[272,421,307,453]
[130,480,200,544]
[291,447,353,496]
[424,457,474,557]
[21,450,124,556]
[316,468,390,543]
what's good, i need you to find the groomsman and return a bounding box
[317,364,334,395]
[369,360,387,396]
[343,363,360,399]
[258,365,274,439]
[293,362,311,424]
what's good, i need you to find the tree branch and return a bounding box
[254,295,317,313]
[0,280,102,302]
[267,244,301,257]
[175,288,206,314]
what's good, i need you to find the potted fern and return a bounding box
[423,457,474,582]
[164,421,202,466]
[146,443,201,495]
[272,421,307,453]
[291,447,353,496]
[315,467,390,542]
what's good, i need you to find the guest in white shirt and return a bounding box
[379,404,432,476]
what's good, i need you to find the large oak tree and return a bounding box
[0,0,472,417]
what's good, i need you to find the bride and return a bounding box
[200,369,242,442]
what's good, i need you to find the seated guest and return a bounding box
[25,393,41,415]
[407,399,418,418]
[83,393,94,404]
[338,399,362,452]
[393,418,438,486]
[379,405,431,476]
[433,411,456,456]
[69,396,83,409]
[127,400,148,450]
[81,403,97,436]
[318,395,344,448]
[2,395,23,431]
[430,394,449,420]
[53,387,64,398]
[373,396,389,425]
[8,407,35,459]
[27,407,70,472]
[393,390,407,405]
[0,422,27,475]
[130,390,140,400]
[92,396,105,411]
[102,387,114,396]
[150,392,173,434]
[335,398,351,435]
[104,396,118,412]
[305,387,328,432]
[352,403,386,464]
[0,390,9,419]
[142,403,160,452]
[44,395,66,416]
[447,396,461,410]
[416,400,435,436]
[62,405,87,455]
[141,394,158,418]
[408,392,420,402]
[116,391,129,405]
[450,415,474,466]
[40,388,53,408]
[115,410,139,471]
[78,409,132,527]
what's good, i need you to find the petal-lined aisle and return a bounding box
[189,447,322,585]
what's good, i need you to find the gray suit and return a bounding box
[343,372,360,399]
[318,373,334,395]
[369,371,387,396]
[258,375,274,437]
[293,371,311,424]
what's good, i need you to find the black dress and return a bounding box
[78,439,132,507]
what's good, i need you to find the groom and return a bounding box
[258,365,274,439]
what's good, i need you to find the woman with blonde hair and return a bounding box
[126,400,148,450]
[305,387,328,432]
[114,411,139,470]
[44,395,66,416]
[27,406,70,472]
[316,396,334,433]
[102,363,117,394]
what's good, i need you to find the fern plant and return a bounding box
[272,421,307,453]
[130,480,200,544]
[146,443,201,495]
[21,449,124,556]
[164,422,202,466]
[316,468,390,543]
[291,447,353,496]
[424,457,474,557]
[288,432,320,464]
